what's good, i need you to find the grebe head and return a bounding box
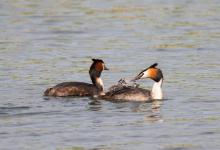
[91,59,109,71]
[133,63,164,99]
[89,59,109,93]
[133,63,163,82]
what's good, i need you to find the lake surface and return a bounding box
[1,0,220,149]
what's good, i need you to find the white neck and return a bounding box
[95,77,105,96]
[95,77,104,90]
[151,78,163,100]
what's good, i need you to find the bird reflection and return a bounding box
[118,100,163,123]
[145,100,163,123]
[87,99,164,123]
[87,100,102,111]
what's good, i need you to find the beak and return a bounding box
[131,73,144,81]
[104,65,109,70]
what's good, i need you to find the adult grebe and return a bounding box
[102,63,163,101]
[44,59,109,97]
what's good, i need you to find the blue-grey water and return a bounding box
[1,0,220,150]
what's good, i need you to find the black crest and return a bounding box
[140,63,158,75]
[92,59,104,63]
[148,63,158,69]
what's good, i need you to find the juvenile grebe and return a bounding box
[102,63,163,101]
[44,59,109,97]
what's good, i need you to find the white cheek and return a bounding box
[142,70,149,78]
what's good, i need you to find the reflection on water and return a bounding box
[88,100,102,111]
[145,100,163,123]
[88,99,164,123]
[1,0,220,150]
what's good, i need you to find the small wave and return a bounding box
[12,111,60,117]
[0,111,62,118]
[0,106,31,110]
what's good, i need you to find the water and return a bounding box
[1,0,220,149]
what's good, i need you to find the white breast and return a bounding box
[151,79,163,99]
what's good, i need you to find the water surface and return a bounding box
[0,0,220,150]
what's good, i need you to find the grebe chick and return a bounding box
[44,59,109,97]
[102,63,163,101]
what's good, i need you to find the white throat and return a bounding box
[95,77,105,96]
[96,77,104,90]
[151,78,163,100]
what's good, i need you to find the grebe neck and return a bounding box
[91,76,105,95]
[151,78,163,100]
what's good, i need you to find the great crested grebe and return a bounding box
[44,59,109,97]
[102,63,163,101]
